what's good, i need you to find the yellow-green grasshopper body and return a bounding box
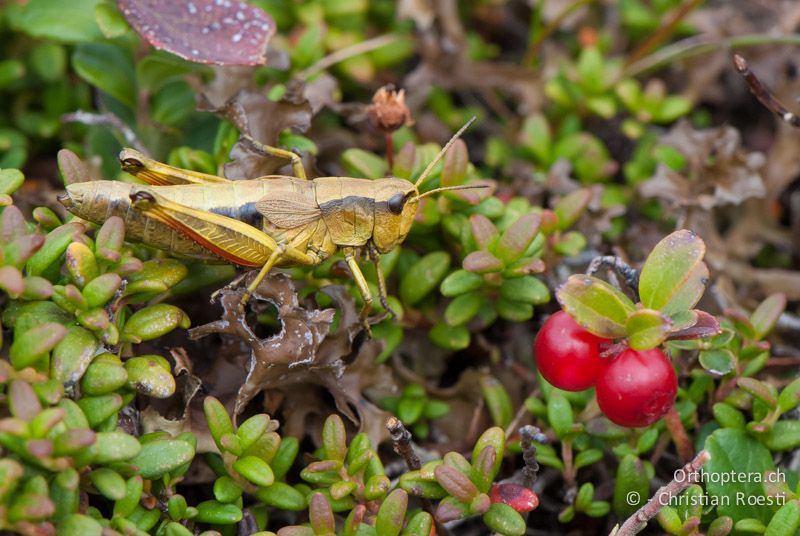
[58,121,481,324]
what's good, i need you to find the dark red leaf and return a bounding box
[489,483,539,513]
[118,0,276,65]
[667,310,721,340]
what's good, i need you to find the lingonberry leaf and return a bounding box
[698,349,735,376]
[626,308,671,350]
[556,274,636,339]
[639,229,709,315]
[118,0,276,65]
[750,293,786,340]
[667,310,721,340]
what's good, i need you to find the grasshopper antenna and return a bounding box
[413,183,488,202]
[414,116,477,188]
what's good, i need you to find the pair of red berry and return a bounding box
[534,311,677,427]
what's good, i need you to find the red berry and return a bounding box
[595,348,677,427]
[533,311,609,391]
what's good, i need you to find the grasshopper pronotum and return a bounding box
[58,120,485,329]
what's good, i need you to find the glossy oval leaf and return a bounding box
[626,308,671,350]
[639,230,708,315]
[698,349,735,376]
[750,293,786,340]
[556,275,636,338]
[667,310,721,341]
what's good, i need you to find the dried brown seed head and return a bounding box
[367,86,414,132]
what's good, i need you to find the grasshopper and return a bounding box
[58,120,484,328]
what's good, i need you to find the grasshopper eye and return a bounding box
[387,193,406,215]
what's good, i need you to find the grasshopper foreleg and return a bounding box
[367,242,397,320]
[343,247,376,336]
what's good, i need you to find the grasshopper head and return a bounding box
[371,179,418,253]
[372,117,487,252]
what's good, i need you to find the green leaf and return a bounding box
[520,114,552,164]
[553,189,592,230]
[556,274,636,338]
[441,139,468,187]
[233,456,275,487]
[463,251,504,273]
[482,503,526,536]
[375,489,408,536]
[750,293,786,340]
[254,482,307,511]
[764,499,800,536]
[72,43,135,107]
[639,230,708,315]
[761,421,800,451]
[712,403,746,429]
[480,376,513,428]
[626,308,671,350]
[341,148,388,179]
[429,321,469,351]
[704,429,777,522]
[499,276,550,305]
[495,213,541,263]
[130,439,195,480]
[495,298,533,322]
[469,214,499,250]
[698,349,735,376]
[0,169,24,195]
[124,355,175,398]
[399,252,450,305]
[440,269,484,297]
[737,378,777,408]
[194,500,242,525]
[547,391,574,439]
[613,455,648,517]
[94,3,128,38]
[778,378,800,414]
[444,292,483,326]
[89,468,126,501]
[16,0,103,42]
[122,304,190,343]
[10,322,66,369]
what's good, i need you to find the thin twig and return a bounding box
[386,417,449,536]
[612,449,711,536]
[61,111,149,155]
[586,255,640,302]
[733,54,800,127]
[297,33,402,81]
[663,405,693,464]
[386,416,421,470]
[623,0,704,68]
[519,425,544,489]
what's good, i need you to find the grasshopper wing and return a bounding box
[120,149,230,186]
[255,191,321,228]
[130,188,282,267]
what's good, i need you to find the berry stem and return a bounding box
[586,255,640,302]
[612,449,711,536]
[663,405,693,464]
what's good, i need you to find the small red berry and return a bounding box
[534,311,609,391]
[595,348,677,428]
[489,483,539,513]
